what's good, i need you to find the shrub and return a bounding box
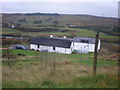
[2,38,22,46]
[53,20,59,27]
[72,50,77,54]
[18,19,26,22]
[45,18,53,22]
[109,45,120,53]
[17,53,26,56]
[2,49,17,59]
[33,20,42,24]
[17,27,70,32]
[101,38,119,44]
[41,79,57,88]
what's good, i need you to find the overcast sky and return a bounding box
[1,0,119,18]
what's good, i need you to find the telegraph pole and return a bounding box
[93,32,99,75]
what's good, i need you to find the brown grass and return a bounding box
[2,60,118,85]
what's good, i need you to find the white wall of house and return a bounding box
[89,39,101,52]
[55,47,72,54]
[88,44,95,52]
[71,42,89,53]
[30,39,100,54]
[98,39,101,51]
[30,44,72,54]
[70,39,100,53]
[30,44,36,50]
[38,45,54,52]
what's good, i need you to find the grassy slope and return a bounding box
[3,14,117,27]
[2,50,118,88]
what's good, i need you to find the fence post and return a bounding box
[45,49,48,69]
[93,32,99,75]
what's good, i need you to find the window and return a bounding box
[37,45,40,48]
[53,46,55,50]
[81,40,89,43]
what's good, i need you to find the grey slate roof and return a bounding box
[30,37,72,48]
[73,37,96,44]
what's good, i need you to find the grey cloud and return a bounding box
[2,2,118,18]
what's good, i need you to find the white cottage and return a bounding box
[30,36,100,54]
[30,36,72,54]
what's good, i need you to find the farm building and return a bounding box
[30,35,100,54]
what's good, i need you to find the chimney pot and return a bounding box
[63,36,67,39]
[50,35,53,38]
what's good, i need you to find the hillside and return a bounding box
[2,13,119,37]
[2,13,118,27]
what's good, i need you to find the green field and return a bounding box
[2,27,119,39]
[3,50,118,66]
[2,50,119,88]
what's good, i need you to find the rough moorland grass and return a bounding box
[3,73,118,88]
[72,74,118,88]
[2,50,118,88]
[2,63,118,88]
[66,53,118,66]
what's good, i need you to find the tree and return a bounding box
[18,18,26,22]
[16,23,21,28]
[69,30,77,38]
[3,49,16,67]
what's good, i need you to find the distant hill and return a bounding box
[2,13,119,36]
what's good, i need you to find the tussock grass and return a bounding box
[2,50,119,88]
[2,60,118,88]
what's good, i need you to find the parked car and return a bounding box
[10,45,29,50]
[15,45,26,50]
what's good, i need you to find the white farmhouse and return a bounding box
[30,36,100,54]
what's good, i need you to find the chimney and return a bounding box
[12,25,15,28]
[63,36,67,39]
[50,35,53,38]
